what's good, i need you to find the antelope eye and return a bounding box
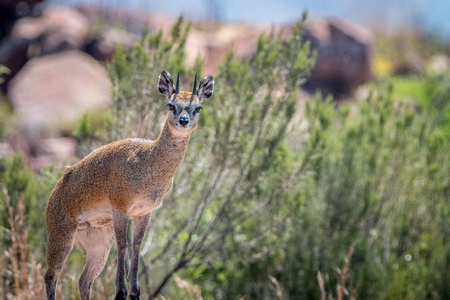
[167,104,175,111]
[195,106,203,113]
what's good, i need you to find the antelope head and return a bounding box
[158,70,214,132]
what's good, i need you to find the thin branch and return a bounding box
[186,247,270,269]
[150,158,227,264]
[150,217,190,264]
[269,276,283,300]
[149,257,186,299]
[182,159,228,255]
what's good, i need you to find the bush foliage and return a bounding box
[0,16,449,299]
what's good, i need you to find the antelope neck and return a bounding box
[146,116,192,176]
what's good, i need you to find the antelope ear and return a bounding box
[158,71,175,100]
[196,75,214,102]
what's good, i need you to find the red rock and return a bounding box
[11,5,89,54]
[8,50,111,137]
[184,19,372,95]
[0,0,44,8]
[300,18,373,95]
[0,37,29,92]
[0,142,14,160]
[28,137,78,171]
[185,24,267,75]
[85,28,140,64]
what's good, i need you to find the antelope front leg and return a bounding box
[112,209,130,300]
[128,213,151,299]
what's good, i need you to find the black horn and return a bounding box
[173,73,180,101]
[190,74,197,105]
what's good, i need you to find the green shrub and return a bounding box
[280,84,450,299]
[1,15,449,300]
[85,16,450,300]
[104,14,317,299]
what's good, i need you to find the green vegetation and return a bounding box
[0,17,449,299]
[389,76,431,106]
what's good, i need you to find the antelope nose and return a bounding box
[179,116,189,126]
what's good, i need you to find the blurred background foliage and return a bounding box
[0,8,449,300]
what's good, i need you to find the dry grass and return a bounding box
[317,242,357,300]
[269,275,283,300]
[174,274,202,300]
[1,188,45,299]
[91,261,116,300]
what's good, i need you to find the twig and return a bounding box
[269,276,283,300]
[336,242,356,300]
[149,258,185,299]
[317,271,326,300]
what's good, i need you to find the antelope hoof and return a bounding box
[129,296,140,300]
[115,291,127,300]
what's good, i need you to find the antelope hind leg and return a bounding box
[76,225,114,300]
[45,221,76,300]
